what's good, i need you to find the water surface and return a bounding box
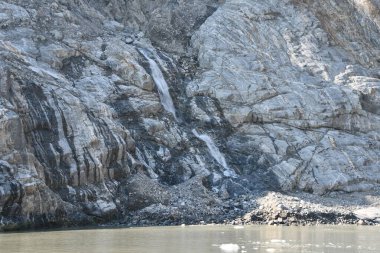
[0,225,379,253]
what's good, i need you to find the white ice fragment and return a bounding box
[270,239,286,243]
[219,244,240,252]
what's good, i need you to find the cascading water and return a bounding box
[192,129,236,177]
[138,49,177,119]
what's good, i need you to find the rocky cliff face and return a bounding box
[0,0,380,229]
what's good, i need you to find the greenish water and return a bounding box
[0,225,379,253]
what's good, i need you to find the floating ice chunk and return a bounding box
[270,239,286,243]
[220,244,240,252]
[233,225,245,229]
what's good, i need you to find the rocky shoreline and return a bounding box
[2,190,379,232]
[119,190,380,228]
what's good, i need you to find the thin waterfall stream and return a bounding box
[140,48,234,177]
[192,129,236,177]
[138,49,177,119]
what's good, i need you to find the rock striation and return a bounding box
[0,0,379,230]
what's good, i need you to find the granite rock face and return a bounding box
[189,0,380,194]
[0,0,379,229]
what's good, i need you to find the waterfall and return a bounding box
[192,129,236,177]
[138,49,177,119]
